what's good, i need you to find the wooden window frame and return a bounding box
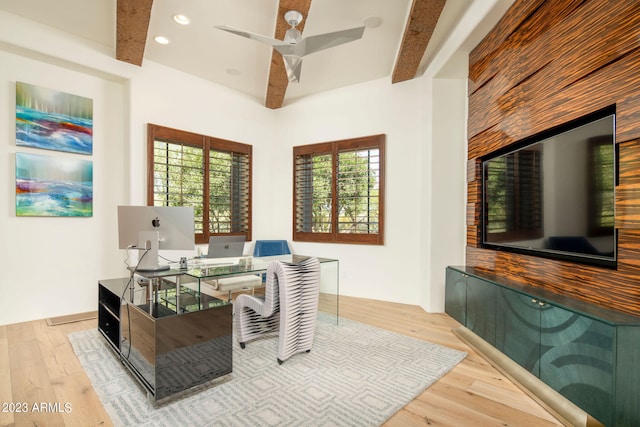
[293,134,385,245]
[147,124,252,245]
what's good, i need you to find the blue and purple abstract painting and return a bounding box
[16,152,93,217]
[16,82,93,155]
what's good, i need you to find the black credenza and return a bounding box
[98,277,233,401]
[445,266,640,427]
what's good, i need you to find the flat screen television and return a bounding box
[482,108,616,268]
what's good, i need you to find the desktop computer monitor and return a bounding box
[117,205,195,271]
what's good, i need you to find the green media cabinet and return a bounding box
[445,266,640,427]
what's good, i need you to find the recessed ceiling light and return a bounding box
[363,16,383,28]
[154,35,170,45]
[173,14,190,25]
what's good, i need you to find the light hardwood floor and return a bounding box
[0,295,564,427]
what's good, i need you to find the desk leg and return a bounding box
[319,261,339,325]
[149,278,160,315]
[175,276,181,313]
[129,275,135,302]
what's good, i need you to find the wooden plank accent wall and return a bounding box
[466,0,640,316]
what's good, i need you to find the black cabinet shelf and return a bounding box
[98,304,119,350]
[98,278,128,350]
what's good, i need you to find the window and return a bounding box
[147,124,252,244]
[293,134,385,245]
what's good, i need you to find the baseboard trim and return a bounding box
[46,311,97,326]
[453,326,604,427]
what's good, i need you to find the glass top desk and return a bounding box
[101,255,338,401]
[132,255,339,320]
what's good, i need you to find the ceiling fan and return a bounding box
[215,10,365,83]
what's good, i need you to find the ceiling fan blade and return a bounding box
[282,55,303,83]
[215,25,291,49]
[215,23,364,83]
[294,26,366,57]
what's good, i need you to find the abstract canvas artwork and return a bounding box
[16,152,93,217]
[16,81,93,155]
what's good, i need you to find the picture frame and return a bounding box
[15,152,93,217]
[15,81,93,155]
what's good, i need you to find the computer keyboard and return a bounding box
[195,259,235,267]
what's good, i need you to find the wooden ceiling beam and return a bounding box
[392,0,446,84]
[116,0,154,66]
[265,0,312,110]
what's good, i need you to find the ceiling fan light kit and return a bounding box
[215,10,365,83]
[284,10,303,27]
[284,26,302,44]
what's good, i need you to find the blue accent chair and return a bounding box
[253,240,291,284]
[253,240,291,257]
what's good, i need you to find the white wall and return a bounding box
[423,76,468,311]
[0,49,127,324]
[275,78,427,304]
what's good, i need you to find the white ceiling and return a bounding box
[0,0,471,105]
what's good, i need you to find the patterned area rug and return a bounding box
[69,313,466,426]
